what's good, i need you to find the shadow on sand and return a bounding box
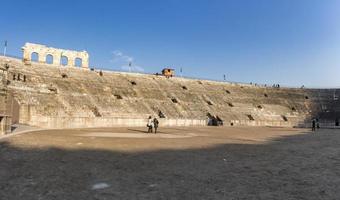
[0,130,339,200]
[127,128,149,133]
[127,128,164,134]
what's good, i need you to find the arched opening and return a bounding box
[61,73,68,78]
[114,94,123,99]
[171,98,178,103]
[282,115,288,122]
[31,52,39,62]
[247,114,255,121]
[158,110,166,118]
[46,54,53,64]
[75,58,82,67]
[60,56,68,66]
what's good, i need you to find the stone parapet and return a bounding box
[26,116,207,129]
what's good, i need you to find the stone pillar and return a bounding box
[22,48,31,62]
[68,56,75,67]
[38,52,46,63]
[53,53,61,66]
[0,116,4,135]
[82,53,89,68]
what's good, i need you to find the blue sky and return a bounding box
[0,0,339,87]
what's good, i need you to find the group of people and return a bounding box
[147,116,159,133]
[272,84,280,88]
[248,82,281,88]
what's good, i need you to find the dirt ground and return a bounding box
[1,126,340,200]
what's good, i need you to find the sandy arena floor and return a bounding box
[1,126,340,200]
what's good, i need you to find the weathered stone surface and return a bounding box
[22,43,89,68]
[0,55,339,129]
[0,64,7,114]
[0,62,12,135]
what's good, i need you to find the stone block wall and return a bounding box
[22,43,89,68]
[1,56,339,129]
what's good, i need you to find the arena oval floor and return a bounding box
[1,126,340,200]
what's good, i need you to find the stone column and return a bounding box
[22,48,31,62]
[53,52,61,66]
[38,52,46,63]
[82,54,89,68]
[0,117,4,136]
[68,56,75,67]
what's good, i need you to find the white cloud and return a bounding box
[111,50,144,72]
[121,64,145,72]
[111,50,134,63]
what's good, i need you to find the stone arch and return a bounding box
[75,57,82,67]
[46,54,53,64]
[22,43,89,68]
[60,56,68,66]
[31,52,39,62]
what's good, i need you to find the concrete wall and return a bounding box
[1,56,339,129]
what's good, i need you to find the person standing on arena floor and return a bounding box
[312,119,316,132]
[153,118,159,134]
[147,116,153,133]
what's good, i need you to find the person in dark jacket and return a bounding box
[153,118,159,134]
[312,119,316,132]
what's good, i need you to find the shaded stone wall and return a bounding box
[0,65,7,114]
[0,61,12,135]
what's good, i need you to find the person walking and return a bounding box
[312,119,316,132]
[153,118,159,134]
[147,116,153,133]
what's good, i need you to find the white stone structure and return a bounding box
[22,43,89,68]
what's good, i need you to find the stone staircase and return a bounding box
[1,56,339,128]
